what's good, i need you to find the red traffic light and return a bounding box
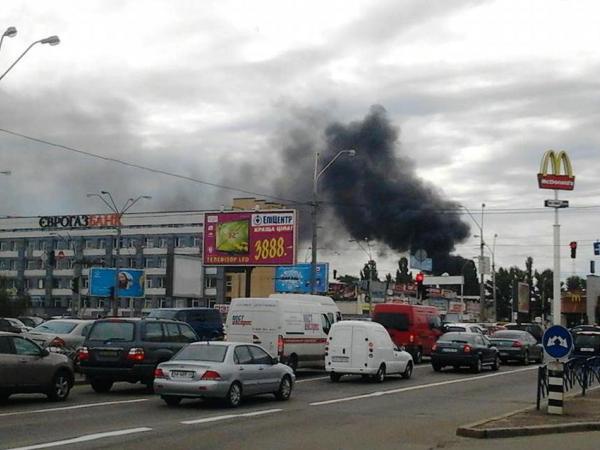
[569,241,577,249]
[415,272,424,283]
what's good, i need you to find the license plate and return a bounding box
[171,370,194,378]
[499,352,509,356]
[580,348,595,352]
[331,356,349,362]
[97,350,118,358]
[442,348,458,352]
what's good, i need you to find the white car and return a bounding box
[325,320,413,383]
[443,323,485,335]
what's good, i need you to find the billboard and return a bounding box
[410,254,432,272]
[89,267,145,298]
[517,282,530,314]
[275,263,329,293]
[203,211,297,266]
[171,255,203,298]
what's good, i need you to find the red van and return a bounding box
[372,304,443,363]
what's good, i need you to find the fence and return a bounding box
[537,356,600,410]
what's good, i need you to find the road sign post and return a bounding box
[542,325,573,415]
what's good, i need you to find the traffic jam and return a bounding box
[1,294,582,412]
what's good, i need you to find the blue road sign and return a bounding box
[542,325,573,360]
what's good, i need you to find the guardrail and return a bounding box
[537,356,600,410]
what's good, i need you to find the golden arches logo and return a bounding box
[537,150,575,190]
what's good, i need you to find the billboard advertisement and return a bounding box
[203,211,297,266]
[517,282,530,313]
[89,267,145,298]
[275,263,328,293]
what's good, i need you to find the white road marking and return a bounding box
[0,399,149,418]
[3,427,152,450]
[181,408,283,425]
[310,366,537,406]
[296,376,329,383]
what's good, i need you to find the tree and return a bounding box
[432,255,479,295]
[395,257,412,284]
[566,276,586,291]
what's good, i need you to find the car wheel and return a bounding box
[47,370,72,401]
[472,358,483,374]
[226,382,242,408]
[90,378,113,393]
[402,361,413,379]
[491,355,500,371]
[523,352,530,365]
[286,354,298,374]
[275,375,292,401]
[161,395,182,407]
[432,362,442,372]
[373,364,386,383]
[330,372,342,383]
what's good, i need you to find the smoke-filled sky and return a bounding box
[2,0,600,279]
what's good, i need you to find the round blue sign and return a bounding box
[542,325,573,360]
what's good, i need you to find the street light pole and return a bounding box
[0,35,60,81]
[87,192,151,317]
[0,26,17,53]
[310,149,356,294]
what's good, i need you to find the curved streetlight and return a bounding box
[310,149,356,294]
[0,26,17,53]
[86,191,151,317]
[0,34,60,82]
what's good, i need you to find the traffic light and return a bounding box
[71,278,79,293]
[570,241,577,259]
[594,241,600,256]
[415,272,425,300]
[591,261,596,274]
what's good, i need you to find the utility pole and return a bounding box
[479,203,486,321]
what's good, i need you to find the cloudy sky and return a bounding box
[1,0,599,280]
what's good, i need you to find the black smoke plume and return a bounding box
[274,105,470,258]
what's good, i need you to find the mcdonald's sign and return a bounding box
[537,150,575,190]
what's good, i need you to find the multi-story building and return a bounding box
[0,210,221,317]
[0,198,294,318]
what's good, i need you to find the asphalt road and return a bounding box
[1,362,597,450]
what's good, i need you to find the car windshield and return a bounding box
[491,331,525,340]
[575,334,600,347]
[88,321,135,342]
[438,332,474,344]
[373,312,409,331]
[33,321,77,334]
[146,310,177,319]
[172,344,228,362]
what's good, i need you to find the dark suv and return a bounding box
[146,308,224,340]
[79,318,198,393]
[504,323,544,343]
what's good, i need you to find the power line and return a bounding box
[0,127,305,206]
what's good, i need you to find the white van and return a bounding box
[225,294,342,372]
[325,320,413,382]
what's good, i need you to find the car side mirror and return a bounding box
[272,356,279,365]
[41,348,50,357]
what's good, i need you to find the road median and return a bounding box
[457,386,600,439]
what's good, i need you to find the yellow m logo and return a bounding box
[539,150,573,177]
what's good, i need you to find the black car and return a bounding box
[146,308,224,341]
[504,323,544,343]
[572,332,600,358]
[489,330,543,364]
[78,318,198,393]
[0,318,22,334]
[431,332,500,373]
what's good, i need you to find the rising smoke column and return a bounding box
[316,105,470,256]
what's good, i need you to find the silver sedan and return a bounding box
[154,341,295,407]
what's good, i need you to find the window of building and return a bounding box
[0,259,9,270]
[205,277,217,288]
[82,277,88,288]
[85,239,95,249]
[158,238,168,248]
[99,239,107,249]
[37,279,44,289]
[157,257,167,268]
[127,257,137,268]
[144,258,154,268]
[193,237,201,248]
[27,241,36,252]
[27,260,42,270]
[39,241,47,251]
[0,241,10,251]
[159,298,169,308]
[9,260,18,270]
[144,237,154,248]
